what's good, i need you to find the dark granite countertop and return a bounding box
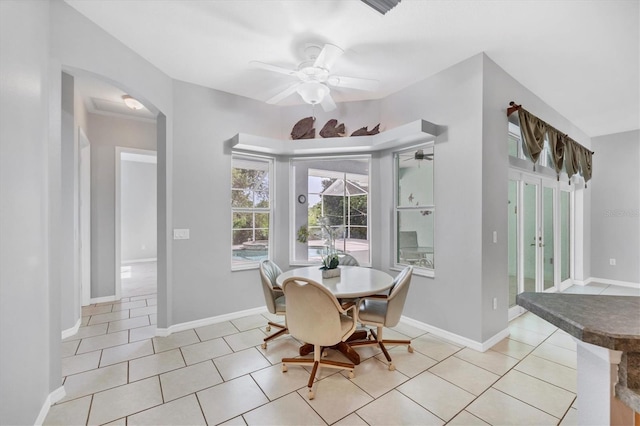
[517,292,640,413]
[516,292,640,352]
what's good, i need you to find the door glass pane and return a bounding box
[508,180,518,307]
[560,190,571,281]
[523,183,537,293]
[543,187,554,290]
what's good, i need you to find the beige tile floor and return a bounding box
[45,270,638,425]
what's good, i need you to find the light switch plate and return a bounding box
[173,229,190,240]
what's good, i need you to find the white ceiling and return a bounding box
[65,0,639,137]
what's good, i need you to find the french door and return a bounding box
[509,172,572,318]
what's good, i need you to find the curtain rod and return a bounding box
[506,101,594,155]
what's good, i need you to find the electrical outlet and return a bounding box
[492,298,498,310]
[492,231,497,243]
[173,229,190,240]
[609,258,616,266]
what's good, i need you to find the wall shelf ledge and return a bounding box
[229,119,438,156]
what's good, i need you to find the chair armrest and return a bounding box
[343,303,358,319]
[356,293,388,311]
[341,301,356,310]
[361,294,388,300]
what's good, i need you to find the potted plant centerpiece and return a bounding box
[318,216,345,278]
[321,253,341,278]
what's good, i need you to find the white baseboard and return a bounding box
[122,258,157,265]
[35,386,65,426]
[588,277,640,289]
[156,306,267,337]
[90,295,118,304]
[154,305,511,352]
[400,315,510,352]
[61,318,81,340]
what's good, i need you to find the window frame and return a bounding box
[289,154,372,267]
[231,152,275,271]
[393,143,435,277]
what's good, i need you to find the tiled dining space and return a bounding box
[44,289,584,426]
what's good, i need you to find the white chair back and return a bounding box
[259,260,283,315]
[385,266,413,327]
[282,277,354,347]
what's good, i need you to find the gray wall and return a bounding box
[380,54,487,342]
[171,80,281,324]
[87,114,156,298]
[591,130,640,283]
[121,159,157,262]
[0,1,60,424]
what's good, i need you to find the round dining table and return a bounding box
[276,265,395,364]
[275,265,394,299]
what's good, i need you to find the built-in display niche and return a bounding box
[228,119,437,156]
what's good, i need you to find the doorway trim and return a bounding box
[115,147,157,301]
[79,128,91,306]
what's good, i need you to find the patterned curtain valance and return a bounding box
[508,102,593,186]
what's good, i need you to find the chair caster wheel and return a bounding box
[308,390,314,400]
[408,345,414,353]
[266,325,271,332]
[388,364,395,371]
[348,371,355,379]
[282,364,287,372]
[261,343,267,349]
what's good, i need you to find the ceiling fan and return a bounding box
[402,149,434,162]
[251,43,380,112]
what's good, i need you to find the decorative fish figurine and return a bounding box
[350,123,380,137]
[291,116,316,140]
[319,119,346,138]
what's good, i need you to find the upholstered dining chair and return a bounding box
[350,265,414,371]
[259,260,287,349]
[281,276,357,400]
[338,253,359,266]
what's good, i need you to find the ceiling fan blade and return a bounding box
[320,92,337,112]
[328,75,379,91]
[266,82,301,104]
[250,61,298,76]
[313,44,344,70]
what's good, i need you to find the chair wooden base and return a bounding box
[262,321,288,349]
[298,329,368,364]
[282,344,355,399]
[349,327,413,371]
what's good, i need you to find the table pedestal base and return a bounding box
[299,330,368,365]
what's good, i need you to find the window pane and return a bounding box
[231,155,272,269]
[397,209,434,268]
[560,191,570,281]
[292,157,370,265]
[508,180,518,307]
[543,187,554,290]
[397,146,434,207]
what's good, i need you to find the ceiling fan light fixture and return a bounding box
[361,0,401,15]
[122,95,144,110]
[296,81,329,105]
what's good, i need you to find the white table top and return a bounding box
[276,266,394,298]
